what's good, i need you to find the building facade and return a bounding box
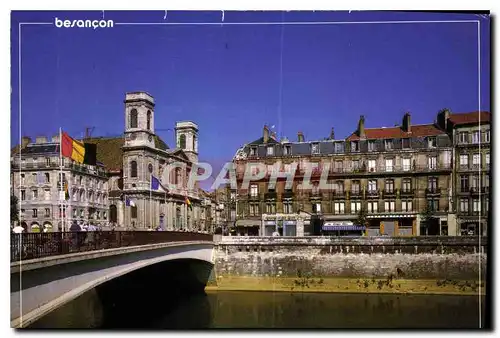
[11,135,109,232]
[11,92,209,232]
[230,110,489,237]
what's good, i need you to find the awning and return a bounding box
[324,221,354,226]
[323,225,366,231]
[235,220,261,227]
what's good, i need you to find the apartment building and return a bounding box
[231,111,463,237]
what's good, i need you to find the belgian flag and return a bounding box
[61,131,97,165]
[185,196,192,210]
[64,182,70,200]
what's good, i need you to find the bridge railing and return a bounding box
[11,231,213,262]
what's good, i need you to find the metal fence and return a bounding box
[10,231,213,262]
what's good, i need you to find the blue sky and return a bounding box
[11,11,490,170]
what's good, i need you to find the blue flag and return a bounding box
[151,175,161,191]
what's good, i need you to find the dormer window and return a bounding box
[402,138,410,149]
[283,145,291,155]
[428,137,437,148]
[250,147,257,156]
[368,140,376,152]
[311,143,320,155]
[384,139,393,150]
[266,146,274,156]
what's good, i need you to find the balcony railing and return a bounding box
[366,189,379,198]
[264,191,277,200]
[382,189,398,199]
[350,189,362,198]
[399,189,415,196]
[425,188,441,195]
[282,190,294,199]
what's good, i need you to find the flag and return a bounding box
[61,131,97,165]
[64,182,70,200]
[125,197,136,207]
[151,175,168,192]
[185,196,192,210]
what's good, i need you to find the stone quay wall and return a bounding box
[213,236,487,281]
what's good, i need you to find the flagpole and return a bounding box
[150,174,152,229]
[59,127,64,232]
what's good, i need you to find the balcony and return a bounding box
[309,191,323,201]
[481,186,490,194]
[264,191,277,200]
[470,187,481,195]
[425,188,441,196]
[399,189,414,197]
[282,190,294,199]
[332,190,347,199]
[350,189,362,199]
[382,189,398,199]
[366,189,379,198]
[247,193,260,201]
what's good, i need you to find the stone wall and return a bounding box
[214,236,487,280]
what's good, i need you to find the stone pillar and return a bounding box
[394,220,399,236]
[296,216,304,237]
[380,221,385,235]
[413,217,418,236]
[118,200,124,227]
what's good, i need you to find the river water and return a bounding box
[29,290,485,329]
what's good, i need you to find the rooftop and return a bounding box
[448,111,491,126]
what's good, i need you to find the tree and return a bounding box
[420,203,435,236]
[11,195,19,225]
[356,207,368,230]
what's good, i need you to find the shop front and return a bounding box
[322,221,365,236]
[366,213,417,236]
[261,214,304,237]
[234,219,261,236]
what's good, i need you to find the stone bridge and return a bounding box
[10,231,214,328]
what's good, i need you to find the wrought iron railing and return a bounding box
[10,231,213,262]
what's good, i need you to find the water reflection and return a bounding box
[30,290,484,329]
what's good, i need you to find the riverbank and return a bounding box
[205,276,485,296]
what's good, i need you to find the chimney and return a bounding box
[330,127,335,140]
[35,136,48,144]
[21,136,31,148]
[402,112,411,132]
[297,131,305,142]
[52,134,60,143]
[437,108,451,130]
[357,115,366,138]
[263,125,270,143]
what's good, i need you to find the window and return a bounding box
[335,161,343,173]
[131,206,138,219]
[249,203,259,216]
[428,137,437,148]
[368,141,376,152]
[45,157,51,166]
[283,202,293,214]
[351,181,360,194]
[402,158,411,171]
[471,175,479,190]
[428,199,439,212]
[334,202,345,214]
[402,178,412,192]
[179,134,186,149]
[72,189,77,202]
[368,180,377,192]
[485,153,490,166]
[21,190,26,201]
[472,153,480,167]
[44,189,51,201]
[311,143,320,155]
[80,190,85,202]
[20,174,25,185]
[472,131,480,143]
[351,141,359,152]
[80,209,85,218]
[103,211,107,220]
[402,138,410,149]
[33,209,38,217]
[473,199,481,212]
[130,109,138,128]
[335,142,344,153]
[368,159,376,172]
[130,161,137,178]
[384,201,395,212]
[45,173,50,183]
[250,184,258,197]
[32,173,37,183]
[32,189,38,200]
[250,147,257,156]
[484,174,490,187]
[428,177,438,191]
[313,203,321,213]
[428,156,437,170]
[283,145,291,155]
[192,136,196,152]
[485,129,490,143]
[459,154,468,167]
[385,179,394,193]
[266,203,276,214]
[367,201,378,213]
[486,198,489,212]
[458,132,468,143]
[45,208,50,218]
[267,146,274,156]
[385,139,393,150]
[334,181,344,193]
[352,160,360,170]
[79,176,83,185]
[402,200,412,212]
[20,209,25,216]
[351,201,361,214]
[147,110,151,130]
[385,159,394,172]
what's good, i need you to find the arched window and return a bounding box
[147,110,151,130]
[193,135,197,151]
[179,134,186,149]
[110,205,118,223]
[131,205,138,219]
[130,109,138,128]
[147,163,153,181]
[130,161,137,178]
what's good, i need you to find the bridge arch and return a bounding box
[11,241,214,328]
